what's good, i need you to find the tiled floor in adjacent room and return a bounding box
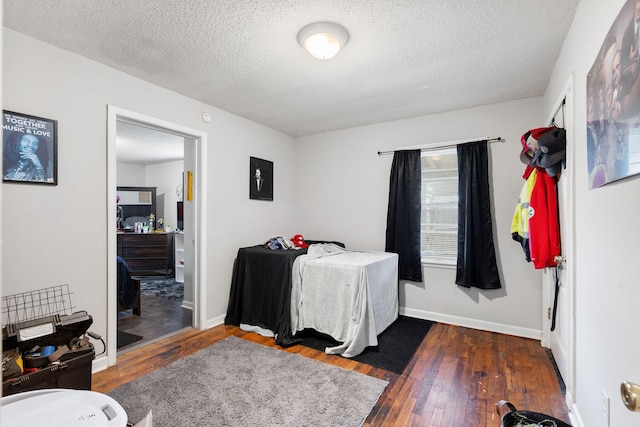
[117,294,192,352]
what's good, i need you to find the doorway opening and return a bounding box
[115,135,190,352]
[107,106,208,367]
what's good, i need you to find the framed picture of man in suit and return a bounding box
[249,156,273,201]
[2,110,58,185]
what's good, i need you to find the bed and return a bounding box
[225,245,307,347]
[225,243,398,357]
[117,256,141,316]
[290,243,398,357]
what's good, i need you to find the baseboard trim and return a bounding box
[109,307,543,344]
[92,354,109,373]
[203,309,543,340]
[399,307,543,340]
[205,314,225,330]
[568,401,584,427]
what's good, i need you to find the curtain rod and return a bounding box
[377,136,503,156]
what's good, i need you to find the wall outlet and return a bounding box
[602,388,610,427]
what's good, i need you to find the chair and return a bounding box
[117,256,141,316]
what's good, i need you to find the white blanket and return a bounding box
[290,244,398,357]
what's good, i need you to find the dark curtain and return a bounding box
[385,150,422,282]
[455,141,501,289]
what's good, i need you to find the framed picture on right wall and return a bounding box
[587,0,640,188]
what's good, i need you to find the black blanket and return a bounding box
[225,245,307,346]
[117,256,138,309]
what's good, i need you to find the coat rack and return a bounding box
[550,97,566,127]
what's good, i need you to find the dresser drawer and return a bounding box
[121,246,168,258]
[120,233,168,247]
[125,258,168,272]
[117,232,174,277]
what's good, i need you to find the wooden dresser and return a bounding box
[117,232,174,277]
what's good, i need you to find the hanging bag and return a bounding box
[537,127,566,167]
[519,127,566,177]
[497,400,572,427]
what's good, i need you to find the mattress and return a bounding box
[290,244,399,357]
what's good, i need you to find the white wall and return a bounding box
[116,162,145,186]
[116,160,184,230]
[545,0,640,426]
[145,160,183,230]
[295,98,546,337]
[2,29,296,347]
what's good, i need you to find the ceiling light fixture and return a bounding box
[297,22,349,60]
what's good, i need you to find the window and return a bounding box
[420,148,458,266]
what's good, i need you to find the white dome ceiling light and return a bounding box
[297,22,349,60]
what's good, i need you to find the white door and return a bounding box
[548,181,572,393]
[544,77,576,404]
[181,137,197,310]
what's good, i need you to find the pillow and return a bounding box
[305,240,345,248]
[123,216,149,228]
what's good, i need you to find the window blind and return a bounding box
[421,148,458,263]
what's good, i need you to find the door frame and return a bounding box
[541,74,576,405]
[106,105,208,366]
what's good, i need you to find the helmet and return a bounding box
[290,234,309,248]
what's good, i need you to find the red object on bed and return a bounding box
[290,234,309,248]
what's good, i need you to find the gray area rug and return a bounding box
[108,336,388,426]
[140,279,183,300]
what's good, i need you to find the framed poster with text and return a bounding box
[2,110,57,185]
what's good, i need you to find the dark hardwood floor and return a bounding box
[117,294,192,352]
[95,320,570,426]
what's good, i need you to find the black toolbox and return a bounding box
[2,285,97,396]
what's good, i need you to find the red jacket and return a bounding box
[524,166,561,268]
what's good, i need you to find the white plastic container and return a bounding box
[1,388,127,426]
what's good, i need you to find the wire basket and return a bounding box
[1,284,75,327]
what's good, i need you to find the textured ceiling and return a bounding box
[116,121,184,165]
[4,0,580,138]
